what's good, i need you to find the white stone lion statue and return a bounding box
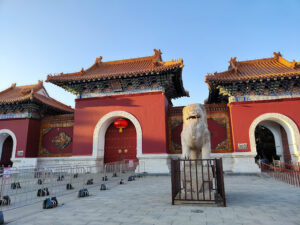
[181,104,211,160]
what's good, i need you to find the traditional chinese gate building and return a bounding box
[46,49,188,172]
[45,49,233,172]
[0,81,73,167]
[0,50,299,173]
[205,52,300,172]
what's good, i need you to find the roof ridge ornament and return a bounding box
[152,49,162,66]
[179,58,184,68]
[95,56,103,64]
[292,60,297,69]
[29,89,34,100]
[37,80,43,88]
[81,68,85,75]
[229,57,239,74]
[273,52,282,60]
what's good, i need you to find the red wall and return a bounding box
[0,118,41,158]
[72,91,169,156]
[26,119,41,157]
[229,98,300,152]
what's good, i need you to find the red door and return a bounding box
[1,136,13,167]
[104,119,137,163]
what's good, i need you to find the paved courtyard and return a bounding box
[3,174,300,225]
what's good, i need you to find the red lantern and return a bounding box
[114,118,128,133]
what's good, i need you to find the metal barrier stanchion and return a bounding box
[0,160,141,221]
[43,170,58,209]
[78,168,89,198]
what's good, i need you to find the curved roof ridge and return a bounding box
[236,57,275,64]
[46,49,183,82]
[33,93,74,113]
[0,83,17,96]
[100,55,154,65]
[0,81,74,114]
[47,56,156,79]
[47,50,159,79]
[206,52,300,83]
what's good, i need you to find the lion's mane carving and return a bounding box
[181,104,211,159]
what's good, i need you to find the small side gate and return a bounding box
[171,158,226,206]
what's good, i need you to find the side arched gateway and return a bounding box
[93,111,142,160]
[249,113,300,163]
[0,129,17,167]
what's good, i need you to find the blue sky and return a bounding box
[0,0,300,107]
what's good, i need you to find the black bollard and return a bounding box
[0,211,4,224]
[43,197,58,209]
[37,188,50,197]
[0,196,10,206]
[86,179,93,185]
[57,175,64,181]
[10,183,16,189]
[78,189,89,197]
[66,183,74,190]
[100,184,107,190]
[128,176,134,181]
[11,182,21,189]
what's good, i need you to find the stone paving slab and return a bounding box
[3,174,300,225]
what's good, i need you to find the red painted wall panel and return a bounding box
[229,98,300,152]
[0,119,40,158]
[25,119,41,157]
[168,119,228,150]
[41,127,73,155]
[72,91,169,156]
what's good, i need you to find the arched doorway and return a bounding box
[104,119,137,163]
[249,113,300,164]
[0,136,13,167]
[93,111,142,160]
[255,125,279,164]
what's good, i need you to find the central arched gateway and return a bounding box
[93,111,142,160]
[104,120,137,163]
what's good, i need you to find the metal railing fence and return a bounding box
[276,161,300,172]
[260,162,300,187]
[171,158,226,206]
[0,160,144,211]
